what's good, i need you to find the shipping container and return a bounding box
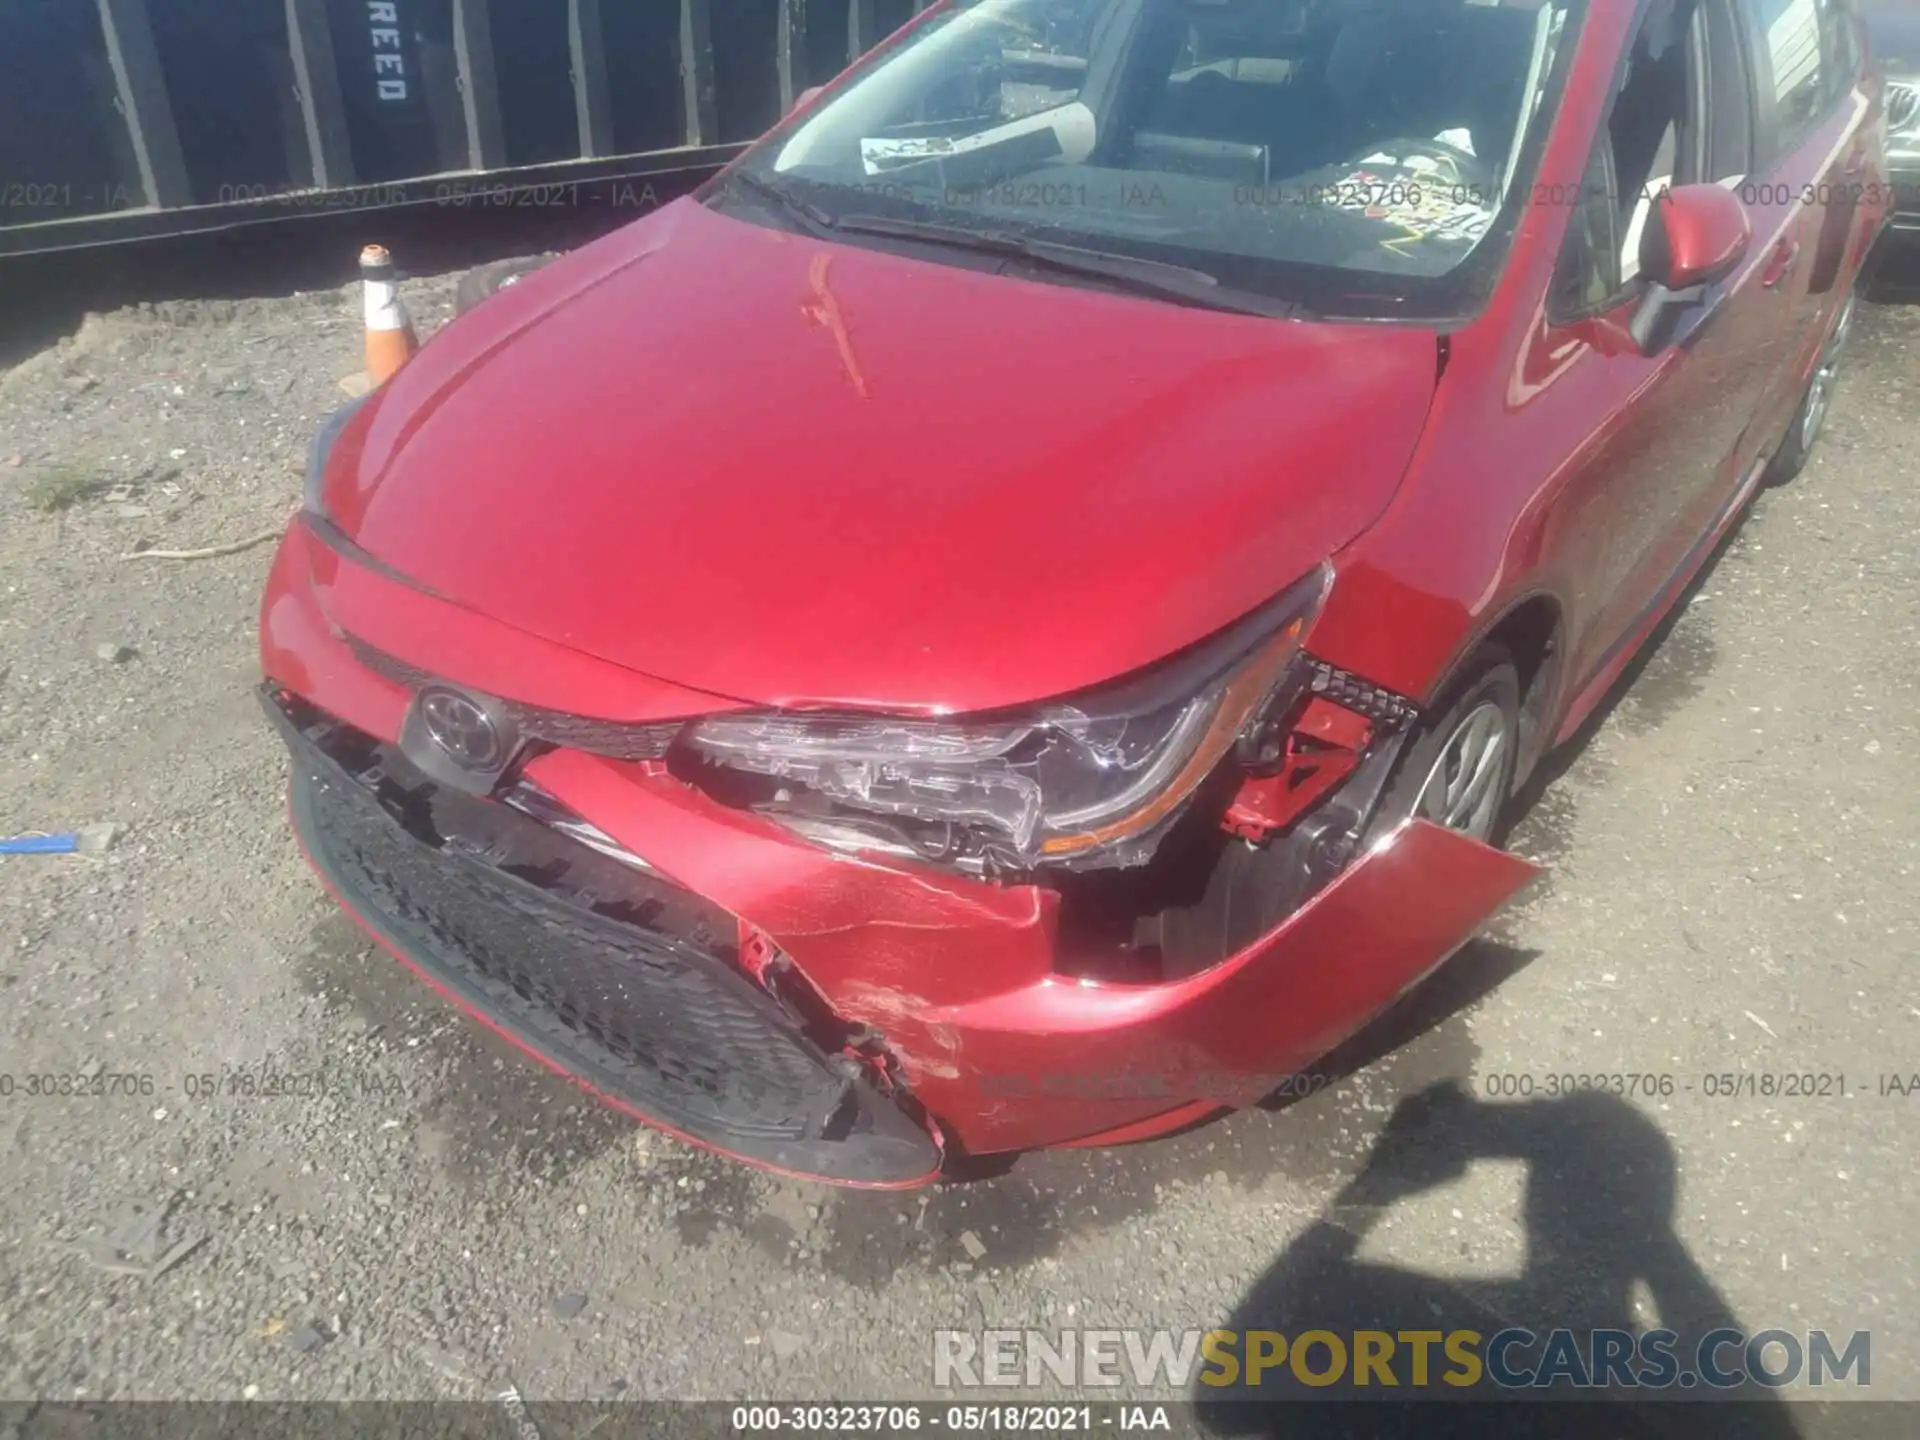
[0,0,927,256]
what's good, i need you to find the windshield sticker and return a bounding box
[857,121,1070,176]
[861,136,966,170]
[1314,151,1497,257]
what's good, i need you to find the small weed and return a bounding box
[24,464,108,512]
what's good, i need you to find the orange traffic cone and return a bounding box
[360,244,418,384]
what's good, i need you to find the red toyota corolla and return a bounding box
[261,0,1890,1185]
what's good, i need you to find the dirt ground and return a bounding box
[1,224,1917,1421]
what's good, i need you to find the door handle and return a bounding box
[1761,239,1800,288]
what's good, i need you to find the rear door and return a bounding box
[1734,0,1875,435]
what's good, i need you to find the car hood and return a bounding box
[324,199,1439,714]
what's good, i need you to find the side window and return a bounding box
[1745,0,1830,161]
[1552,137,1623,315]
[1696,0,1756,182]
[1820,0,1863,109]
[1550,0,1753,317]
[1553,1,1696,310]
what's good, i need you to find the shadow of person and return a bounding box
[1196,1081,1802,1439]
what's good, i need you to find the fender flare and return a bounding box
[1415,586,1569,789]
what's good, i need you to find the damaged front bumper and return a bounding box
[261,520,1539,1183]
[271,697,943,1186]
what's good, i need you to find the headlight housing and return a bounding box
[682,566,1331,871]
[303,397,368,516]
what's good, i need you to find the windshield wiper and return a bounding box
[830,214,1303,318]
[724,169,839,237]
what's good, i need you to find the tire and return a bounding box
[1366,645,1521,849]
[453,256,555,317]
[1146,647,1519,978]
[1765,286,1857,485]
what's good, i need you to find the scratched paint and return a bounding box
[801,252,870,400]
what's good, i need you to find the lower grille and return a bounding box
[269,692,939,1184]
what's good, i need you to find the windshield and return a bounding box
[716,0,1582,318]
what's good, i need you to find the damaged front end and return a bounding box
[265,690,943,1186]
[261,518,1538,1178]
[659,557,1467,992]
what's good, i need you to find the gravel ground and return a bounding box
[0,235,1917,1419]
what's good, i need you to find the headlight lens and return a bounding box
[683,565,1331,869]
[303,397,368,515]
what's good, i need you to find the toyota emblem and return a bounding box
[418,687,504,770]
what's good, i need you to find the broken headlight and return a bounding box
[682,566,1330,870]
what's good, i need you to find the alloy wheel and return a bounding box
[1413,700,1511,842]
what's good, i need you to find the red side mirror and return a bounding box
[1641,183,1752,290]
[789,85,825,116]
[1626,183,1754,355]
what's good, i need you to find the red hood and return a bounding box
[325,199,1438,714]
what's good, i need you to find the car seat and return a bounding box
[1322,2,1538,166]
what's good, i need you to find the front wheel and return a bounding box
[1326,647,1522,1036]
[1367,647,1521,849]
[1765,287,1857,485]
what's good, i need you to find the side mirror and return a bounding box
[1628,184,1752,354]
[789,85,825,116]
[1643,183,1751,288]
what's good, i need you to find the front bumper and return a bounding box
[262,518,1539,1181]
[275,696,941,1185]
[1892,161,1920,229]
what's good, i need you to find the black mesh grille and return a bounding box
[271,694,939,1183]
[504,707,683,761]
[347,637,685,761]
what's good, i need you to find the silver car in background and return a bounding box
[1864,1,1920,229]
